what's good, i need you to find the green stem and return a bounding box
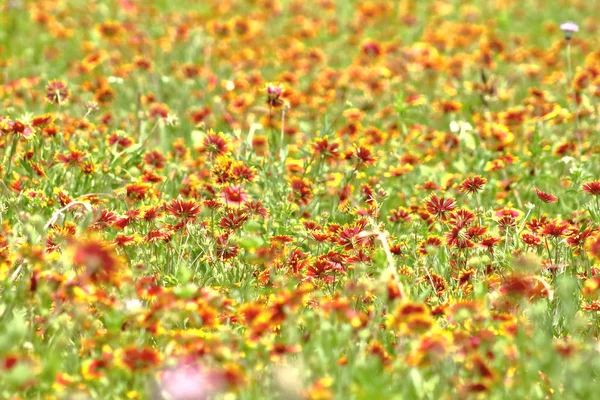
[566,42,582,157]
[4,134,19,180]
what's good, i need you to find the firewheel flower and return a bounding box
[220,185,249,206]
[425,194,457,221]
[264,82,285,107]
[165,198,202,221]
[45,80,70,104]
[586,234,600,262]
[459,176,487,194]
[582,181,600,196]
[534,188,558,203]
[201,130,230,157]
[559,21,579,40]
[71,238,124,285]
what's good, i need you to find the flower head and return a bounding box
[264,82,285,107]
[459,176,487,194]
[201,130,230,157]
[165,198,202,221]
[425,195,457,221]
[45,80,70,105]
[582,181,600,196]
[220,185,248,206]
[159,364,224,400]
[560,21,579,40]
[534,188,558,203]
[71,238,124,285]
[586,235,600,262]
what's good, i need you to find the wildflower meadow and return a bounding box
[2,1,600,399]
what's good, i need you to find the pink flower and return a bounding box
[266,84,283,97]
[159,364,223,400]
[560,21,579,39]
[264,82,284,107]
[220,185,248,206]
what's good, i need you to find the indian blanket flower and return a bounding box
[407,331,453,367]
[388,302,434,335]
[31,113,53,128]
[242,200,267,217]
[446,226,475,249]
[125,182,152,201]
[98,20,123,39]
[144,150,167,169]
[418,236,443,255]
[71,238,123,285]
[522,233,542,247]
[118,346,161,372]
[389,207,411,224]
[312,136,340,160]
[582,181,600,196]
[289,177,313,206]
[264,82,285,107]
[165,198,202,221]
[219,210,249,231]
[534,188,558,203]
[9,120,33,138]
[425,194,457,221]
[497,215,518,229]
[45,79,70,104]
[220,185,249,206]
[459,176,487,194]
[353,145,377,166]
[216,234,239,260]
[56,150,86,167]
[499,274,551,300]
[201,130,230,157]
[231,161,256,182]
[586,234,600,262]
[541,219,570,238]
[479,235,501,251]
[449,209,475,228]
[94,85,116,105]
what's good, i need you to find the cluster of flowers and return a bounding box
[1,0,600,398]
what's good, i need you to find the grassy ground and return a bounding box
[1,0,600,398]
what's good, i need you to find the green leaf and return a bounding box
[6,310,27,343]
[460,129,476,151]
[410,368,425,399]
[244,220,263,233]
[176,263,193,283]
[238,235,265,250]
[174,283,198,299]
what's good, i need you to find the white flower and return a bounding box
[123,298,143,313]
